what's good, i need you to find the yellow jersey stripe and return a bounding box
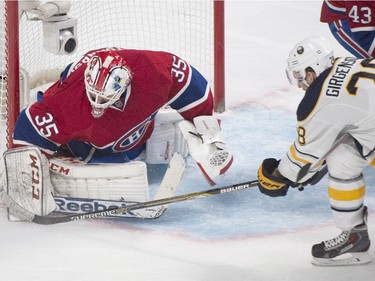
[328,186,366,201]
[289,145,310,164]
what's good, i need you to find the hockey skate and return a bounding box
[311,208,371,266]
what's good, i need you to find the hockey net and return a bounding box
[0,0,225,173]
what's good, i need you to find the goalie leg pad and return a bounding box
[3,146,57,221]
[52,153,185,219]
[49,157,149,202]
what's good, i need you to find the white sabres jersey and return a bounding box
[279,57,375,182]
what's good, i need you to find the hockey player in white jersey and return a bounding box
[257,36,374,266]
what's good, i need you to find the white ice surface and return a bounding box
[1,1,374,281]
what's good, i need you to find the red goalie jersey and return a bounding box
[320,0,375,58]
[13,48,214,163]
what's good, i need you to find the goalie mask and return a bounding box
[84,51,132,118]
[286,36,334,86]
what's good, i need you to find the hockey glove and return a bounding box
[257,158,291,197]
[179,116,233,186]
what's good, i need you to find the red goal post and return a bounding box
[0,0,225,168]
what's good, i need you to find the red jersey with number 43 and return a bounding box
[13,48,213,161]
[320,1,375,57]
[321,0,375,30]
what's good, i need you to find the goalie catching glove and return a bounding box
[179,116,233,185]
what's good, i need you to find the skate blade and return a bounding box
[311,252,372,267]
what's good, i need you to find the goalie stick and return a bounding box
[1,179,259,225]
[296,133,350,182]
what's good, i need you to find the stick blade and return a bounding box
[32,214,70,225]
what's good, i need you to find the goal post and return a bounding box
[214,0,225,113]
[3,0,20,150]
[0,0,225,170]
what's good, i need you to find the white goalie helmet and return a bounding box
[286,36,334,85]
[84,51,132,117]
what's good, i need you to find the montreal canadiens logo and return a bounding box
[112,117,153,151]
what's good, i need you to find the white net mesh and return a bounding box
[19,0,214,81]
[0,0,216,172]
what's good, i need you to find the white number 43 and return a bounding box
[349,5,372,24]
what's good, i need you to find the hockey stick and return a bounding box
[1,179,259,225]
[296,134,350,182]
